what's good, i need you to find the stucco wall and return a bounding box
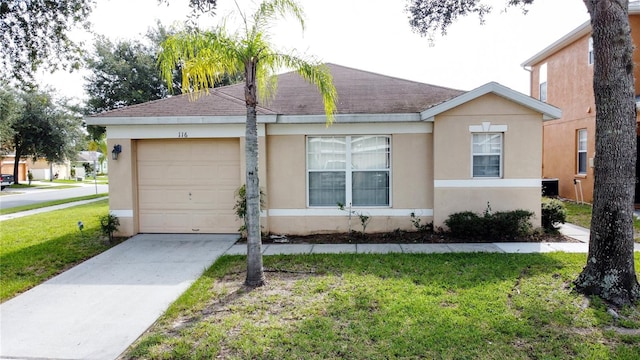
[265,128,434,235]
[529,15,640,202]
[530,32,596,202]
[432,94,543,227]
[106,138,137,236]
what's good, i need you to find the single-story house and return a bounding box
[87,63,560,237]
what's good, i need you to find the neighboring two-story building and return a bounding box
[521,3,640,204]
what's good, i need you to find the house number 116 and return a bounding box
[178,132,188,138]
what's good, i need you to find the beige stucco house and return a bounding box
[87,64,560,237]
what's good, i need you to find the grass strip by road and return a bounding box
[563,200,640,242]
[124,253,640,359]
[0,199,114,301]
[0,194,108,215]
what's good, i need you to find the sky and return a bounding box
[39,0,590,101]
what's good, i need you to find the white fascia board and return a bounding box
[276,113,421,124]
[521,21,591,67]
[266,122,433,135]
[420,82,561,121]
[107,123,255,138]
[85,114,278,126]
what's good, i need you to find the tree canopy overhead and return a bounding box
[0,0,219,84]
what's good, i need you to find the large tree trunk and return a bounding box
[243,58,265,287]
[575,0,640,306]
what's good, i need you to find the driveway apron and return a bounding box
[0,234,238,360]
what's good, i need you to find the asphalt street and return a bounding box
[0,181,108,209]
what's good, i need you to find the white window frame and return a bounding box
[588,37,594,65]
[471,133,503,178]
[577,129,588,174]
[539,63,548,102]
[306,135,391,207]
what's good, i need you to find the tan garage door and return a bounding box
[137,139,241,233]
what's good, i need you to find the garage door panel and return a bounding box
[137,139,241,234]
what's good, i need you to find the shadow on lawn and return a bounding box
[186,252,618,359]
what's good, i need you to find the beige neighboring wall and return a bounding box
[433,93,543,227]
[107,138,137,236]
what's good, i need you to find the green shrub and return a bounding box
[541,198,567,231]
[444,211,484,239]
[489,210,534,238]
[233,184,266,238]
[444,208,534,241]
[410,212,433,232]
[99,213,120,244]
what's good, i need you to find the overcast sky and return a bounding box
[39,0,590,100]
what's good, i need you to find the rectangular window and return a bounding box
[577,129,587,174]
[307,135,390,207]
[539,63,548,102]
[588,37,594,65]
[472,133,502,178]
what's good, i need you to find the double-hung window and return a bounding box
[307,136,390,207]
[577,129,587,174]
[472,133,502,178]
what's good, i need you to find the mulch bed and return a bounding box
[237,230,578,245]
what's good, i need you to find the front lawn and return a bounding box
[0,199,115,301]
[124,253,640,359]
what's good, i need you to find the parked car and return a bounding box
[1,174,15,190]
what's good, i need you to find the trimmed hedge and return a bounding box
[444,209,534,241]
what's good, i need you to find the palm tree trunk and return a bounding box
[244,58,265,287]
[575,0,640,306]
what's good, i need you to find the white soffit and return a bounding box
[420,82,561,121]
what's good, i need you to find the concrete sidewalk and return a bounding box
[224,223,640,256]
[0,234,238,360]
[0,196,108,221]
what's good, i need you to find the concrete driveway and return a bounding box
[0,234,238,360]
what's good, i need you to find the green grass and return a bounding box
[124,253,640,360]
[54,176,108,185]
[0,199,115,301]
[2,183,80,193]
[563,200,640,242]
[0,194,108,215]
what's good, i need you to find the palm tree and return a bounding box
[158,0,337,287]
[88,136,107,174]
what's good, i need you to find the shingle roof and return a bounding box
[91,63,464,118]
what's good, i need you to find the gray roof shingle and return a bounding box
[91,63,464,118]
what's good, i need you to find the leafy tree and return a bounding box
[5,87,84,183]
[406,0,639,305]
[0,0,218,84]
[84,23,242,140]
[158,0,337,287]
[0,86,19,155]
